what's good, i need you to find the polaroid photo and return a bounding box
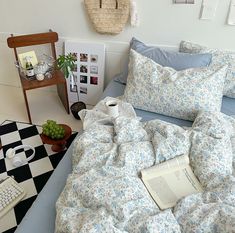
[80,75,88,84]
[90,55,98,63]
[72,64,77,72]
[70,84,77,93]
[71,53,78,61]
[80,65,88,73]
[80,86,87,94]
[71,75,77,83]
[90,66,98,74]
[90,76,98,85]
[80,53,88,62]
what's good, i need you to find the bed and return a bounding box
[15,80,235,233]
[15,39,235,233]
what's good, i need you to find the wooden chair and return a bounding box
[7,30,70,123]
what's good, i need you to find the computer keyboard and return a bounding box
[0,176,26,218]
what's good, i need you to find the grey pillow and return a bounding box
[114,38,212,84]
[180,41,235,98]
[122,49,227,121]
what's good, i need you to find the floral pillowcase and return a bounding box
[122,49,227,121]
[180,41,235,98]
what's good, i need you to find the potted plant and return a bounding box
[56,53,86,119]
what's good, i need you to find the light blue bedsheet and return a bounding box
[15,79,235,233]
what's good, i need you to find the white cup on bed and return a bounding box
[106,100,119,118]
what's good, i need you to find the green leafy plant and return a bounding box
[56,53,76,78]
[56,53,86,120]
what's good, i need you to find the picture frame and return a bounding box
[65,41,105,105]
[18,51,38,69]
[70,84,77,93]
[90,66,98,74]
[173,0,194,3]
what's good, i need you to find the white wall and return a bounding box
[1,0,235,88]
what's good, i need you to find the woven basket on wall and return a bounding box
[84,0,130,35]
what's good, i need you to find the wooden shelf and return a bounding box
[20,70,66,91]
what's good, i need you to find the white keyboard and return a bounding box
[0,176,26,218]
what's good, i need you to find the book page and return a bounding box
[141,154,189,179]
[141,155,203,210]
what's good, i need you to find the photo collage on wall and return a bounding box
[65,41,105,106]
[69,53,99,96]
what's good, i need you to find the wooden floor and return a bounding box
[0,84,87,131]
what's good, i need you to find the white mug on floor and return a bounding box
[106,100,119,118]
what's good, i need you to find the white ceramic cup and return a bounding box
[106,100,119,118]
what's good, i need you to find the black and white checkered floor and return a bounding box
[0,120,77,233]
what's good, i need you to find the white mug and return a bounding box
[106,100,119,118]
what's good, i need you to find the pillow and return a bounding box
[122,49,227,121]
[180,41,235,98]
[114,38,212,84]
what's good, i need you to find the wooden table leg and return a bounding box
[22,89,32,124]
[56,82,70,114]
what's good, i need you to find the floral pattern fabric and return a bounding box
[122,49,227,121]
[180,40,235,98]
[78,96,137,130]
[55,101,235,233]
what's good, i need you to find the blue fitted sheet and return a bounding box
[15,79,235,233]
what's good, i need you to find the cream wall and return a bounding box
[0,0,235,87]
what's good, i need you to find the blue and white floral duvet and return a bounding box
[55,100,235,233]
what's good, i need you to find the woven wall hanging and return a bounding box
[84,0,130,35]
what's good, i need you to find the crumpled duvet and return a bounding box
[55,98,235,233]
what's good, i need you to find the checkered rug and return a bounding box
[0,120,78,233]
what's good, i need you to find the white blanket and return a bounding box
[55,98,235,233]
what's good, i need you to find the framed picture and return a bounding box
[71,75,77,83]
[71,53,78,61]
[90,76,98,85]
[70,84,77,93]
[80,53,88,62]
[80,65,88,73]
[173,0,194,3]
[80,86,87,94]
[65,41,105,105]
[80,75,88,84]
[18,51,38,69]
[90,55,98,63]
[72,64,77,72]
[90,66,98,74]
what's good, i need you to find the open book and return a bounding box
[141,154,203,210]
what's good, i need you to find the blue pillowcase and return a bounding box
[114,37,212,84]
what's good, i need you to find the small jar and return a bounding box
[36,73,45,81]
[34,62,48,75]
